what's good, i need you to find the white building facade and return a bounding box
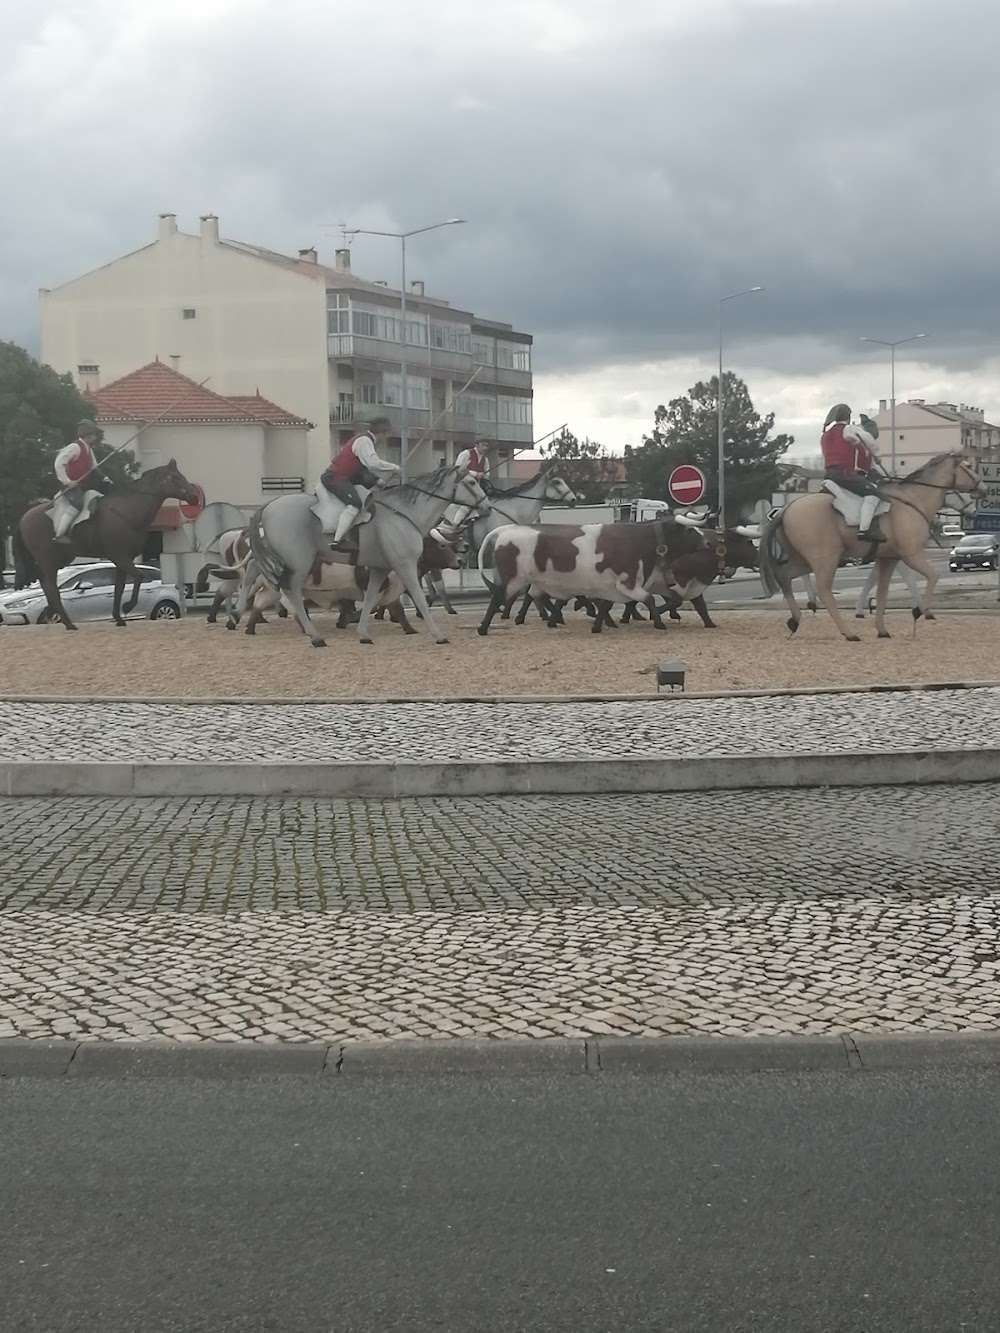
[871,398,1000,472]
[40,213,533,486]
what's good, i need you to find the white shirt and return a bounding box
[455,447,488,477]
[353,431,400,477]
[844,423,880,456]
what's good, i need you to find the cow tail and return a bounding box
[12,527,39,590]
[758,514,789,598]
[477,527,505,593]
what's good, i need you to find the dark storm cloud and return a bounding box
[3,0,998,378]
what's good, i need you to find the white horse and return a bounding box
[228,465,489,647]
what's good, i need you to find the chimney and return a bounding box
[373,280,388,287]
[77,363,100,394]
[335,248,351,272]
[169,354,181,372]
[298,247,318,263]
[878,398,887,413]
[410,280,425,296]
[158,212,177,241]
[200,213,219,244]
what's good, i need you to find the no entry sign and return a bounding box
[667,464,706,507]
[180,483,205,522]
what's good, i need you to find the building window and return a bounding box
[78,362,99,375]
[327,305,349,335]
[459,394,496,423]
[496,341,530,371]
[360,382,379,405]
[182,308,196,320]
[432,441,448,468]
[472,339,493,365]
[382,374,429,410]
[497,396,533,425]
[431,322,472,354]
[353,308,379,338]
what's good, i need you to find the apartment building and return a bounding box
[39,213,534,487]
[871,398,1000,472]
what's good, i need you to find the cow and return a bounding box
[195,527,288,625]
[241,534,463,636]
[513,527,759,633]
[476,520,706,636]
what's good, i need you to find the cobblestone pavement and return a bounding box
[1,787,999,1043]
[0,688,997,765]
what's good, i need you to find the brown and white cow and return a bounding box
[242,534,463,636]
[476,520,706,636]
[196,528,289,625]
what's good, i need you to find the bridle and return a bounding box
[372,473,486,538]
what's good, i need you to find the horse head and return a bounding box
[141,458,201,505]
[543,472,577,507]
[955,454,985,500]
[454,470,491,518]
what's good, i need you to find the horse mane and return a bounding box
[392,463,456,503]
[488,465,551,496]
[900,451,961,482]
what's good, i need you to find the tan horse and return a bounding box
[759,452,983,641]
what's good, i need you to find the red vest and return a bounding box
[467,445,486,474]
[327,435,366,485]
[63,440,97,484]
[821,422,872,475]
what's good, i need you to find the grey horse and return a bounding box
[228,464,489,647]
[425,465,578,613]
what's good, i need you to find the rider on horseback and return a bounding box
[52,420,112,543]
[820,404,884,543]
[317,418,400,546]
[434,440,491,539]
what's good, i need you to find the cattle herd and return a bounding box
[197,507,760,642]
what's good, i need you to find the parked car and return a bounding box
[0,562,181,625]
[941,524,966,540]
[949,533,1000,571]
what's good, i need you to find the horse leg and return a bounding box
[812,559,861,642]
[802,574,819,614]
[392,563,450,644]
[387,598,418,635]
[895,549,939,632]
[207,590,224,624]
[227,559,261,630]
[872,559,896,639]
[112,564,132,627]
[122,565,143,617]
[41,565,77,630]
[279,579,327,648]
[691,595,716,629]
[855,564,877,619]
[432,572,457,615]
[336,600,354,630]
[897,561,932,620]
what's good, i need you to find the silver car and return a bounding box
[0,562,182,625]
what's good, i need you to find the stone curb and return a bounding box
[0,679,999,705]
[3,1032,999,1079]
[2,747,1000,798]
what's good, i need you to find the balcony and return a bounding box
[329,333,473,377]
[471,361,532,391]
[333,399,476,436]
[478,421,534,445]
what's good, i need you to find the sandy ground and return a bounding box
[0,604,998,698]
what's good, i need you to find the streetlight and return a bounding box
[717,286,764,524]
[346,218,466,480]
[859,333,927,473]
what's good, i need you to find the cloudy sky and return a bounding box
[3,0,999,458]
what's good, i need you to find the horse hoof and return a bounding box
[207,616,217,625]
[403,625,418,635]
[311,638,328,648]
[359,637,373,645]
[476,627,488,637]
[845,633,861,643]
[786,616,800,634]
[807,601,818,613]
[878,630,891,639]
[435,637,449,646]
[925,612,936,622]
[446,607,458,616]
[854,612,865,620]
[912,607,923,621]
[703,621,718,629]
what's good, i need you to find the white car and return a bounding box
[0,562,181,625]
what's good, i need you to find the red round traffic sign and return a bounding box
[180,483,205,522]
[667,464,706,507]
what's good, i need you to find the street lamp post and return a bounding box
[346,219,465,481]
[859,333,927,473]
[717,286,763,525]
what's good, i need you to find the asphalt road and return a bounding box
[3,1070,999,1332]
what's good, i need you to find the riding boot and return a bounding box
[333,505,359,545]
[857,495,884,542]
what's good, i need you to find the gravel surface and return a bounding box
[1,608,999,698]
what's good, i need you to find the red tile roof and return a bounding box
[87,360,310,428]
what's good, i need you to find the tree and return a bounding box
[0,341,138,539]
[623,373,793,520]
[540,427,623,505]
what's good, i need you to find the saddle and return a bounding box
[46,488,102,536]
[309,482,374,536]
[820,480,890,529]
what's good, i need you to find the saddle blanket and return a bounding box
[310,482,374,533]
[821,480,890,527]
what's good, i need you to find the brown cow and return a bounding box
[477,520,706,636]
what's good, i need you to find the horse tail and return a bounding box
[247,506,288,590]
[11,526,39,590]
[758,514,790,598]
[477,525,506,593]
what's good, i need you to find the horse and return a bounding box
[195,527,287,625]
[758,452,983,640]
[427,465,577,614]
[228,464,489,647]
[12,460,200,630]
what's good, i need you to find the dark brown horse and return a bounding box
[12,460,200,630]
